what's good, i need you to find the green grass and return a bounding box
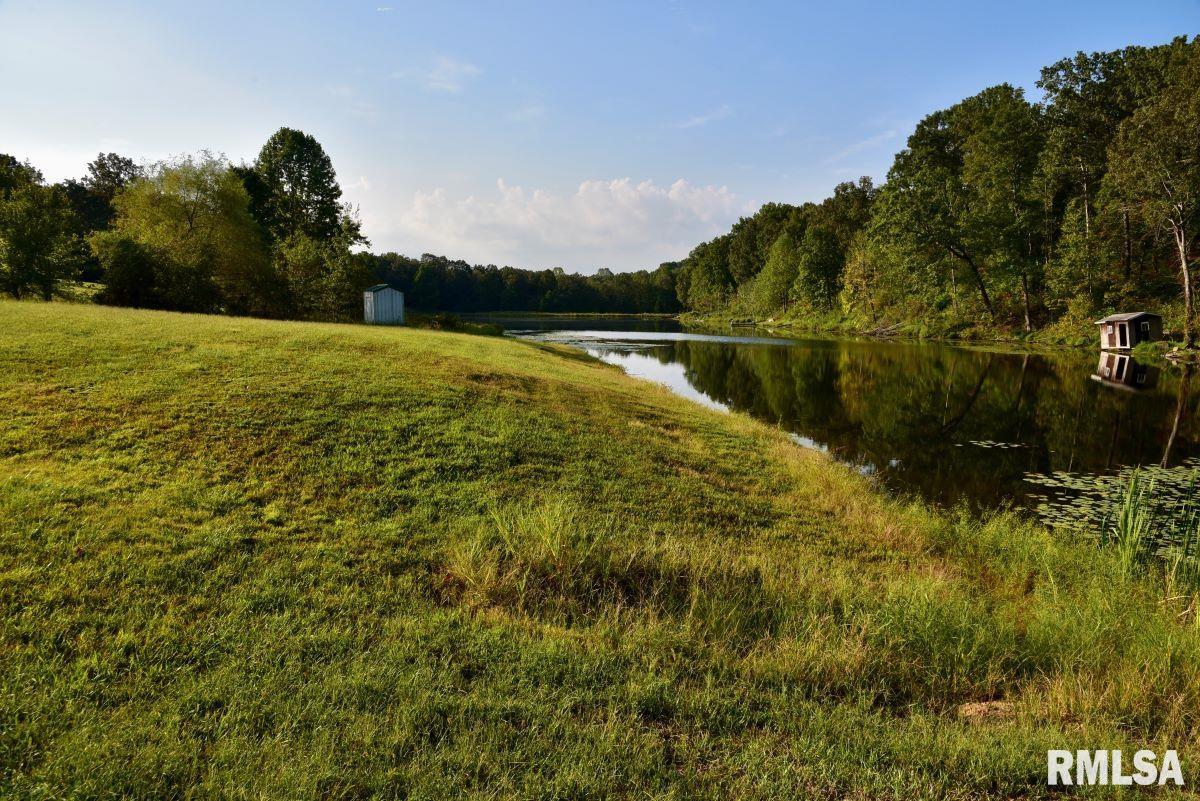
[3,300,1200,798]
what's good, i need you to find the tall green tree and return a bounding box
[0,154,42,198]
[60,153,144,280]
[0,181,81,299]
[874,86,1046,326]
[821,177,876,244]
[1038,42,1177,295]
[877,107,996,318]
[748,232,800,313]
[243,127,359,243]
[678,235,734,312]
[793,226,842,310]
[725,203,793,285]
[62,153,143,232]
[1106,41,1200,347]
[960,85,1046,331]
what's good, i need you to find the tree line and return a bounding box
[676,36,1200,346]
[1,129,373,320]
[0,131,681,319]
[2,36,1197,339]
[371,256,680,314]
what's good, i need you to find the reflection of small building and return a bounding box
[1095,311,1162,350]
[363,284,405,325]
[1091,352,1159,391]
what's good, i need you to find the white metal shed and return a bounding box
[363,284,405,325]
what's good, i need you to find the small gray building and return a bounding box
[1095,311,1162,351]
[363,284,405,325]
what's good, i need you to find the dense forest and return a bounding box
[676,36,1200,346]
[1,36,1197,342]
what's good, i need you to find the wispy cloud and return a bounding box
[825,129,899,163]
[376,6,393,11]
[396,56,483,93]
[677,104,732,129]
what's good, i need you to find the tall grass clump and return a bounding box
[438,501,781,646]
[1168,518,1200,594]
[1097,468,1200,585]
[1163,482,1200,620]
[1096,468,1200,631]
[1104,469,1154,579]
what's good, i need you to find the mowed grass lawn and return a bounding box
[2,300,1200,799]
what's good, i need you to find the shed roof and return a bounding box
[364,284,396,293]
[1095,311,1160,324]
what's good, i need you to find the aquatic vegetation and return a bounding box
[959,440,1031,450]
[1029,462,1200,600]
[1026,458,1200,552]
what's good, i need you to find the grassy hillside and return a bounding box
[2,300,1199,799]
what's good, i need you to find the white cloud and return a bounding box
[386,177,748,271]
[677,104,732,129]
[397,56,483,93]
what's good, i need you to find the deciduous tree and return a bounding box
[1106,42,1200,347]
[0,181,81,299]
[99,154,277,313]
[245,127,359,244]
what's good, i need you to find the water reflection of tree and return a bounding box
[668,339,1199,508]
[1162,366,1193,468]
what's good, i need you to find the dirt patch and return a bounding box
[956,700,1016,723]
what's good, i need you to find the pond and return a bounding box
[485,316,1198,525]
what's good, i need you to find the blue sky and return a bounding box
[1,0,1197,272]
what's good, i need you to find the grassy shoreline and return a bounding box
[681,305,1199,358]
[3,300,1200,798]
[680,309,1101,348]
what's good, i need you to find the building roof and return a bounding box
[1095,311,1160,324]
[364,284,396,293]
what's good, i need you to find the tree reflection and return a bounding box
[660,338,1199,508]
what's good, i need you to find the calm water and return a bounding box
[487,317,1198,517]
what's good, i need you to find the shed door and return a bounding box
[1118,323,1128,348]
